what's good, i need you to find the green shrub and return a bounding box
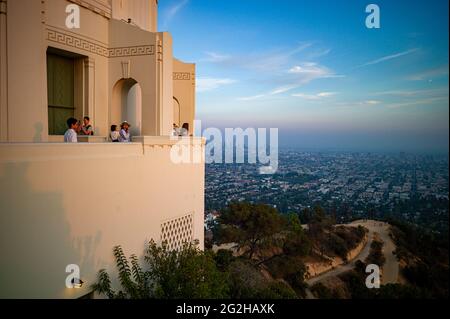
[92,241,229,299]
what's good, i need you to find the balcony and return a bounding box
[0,136,205,162]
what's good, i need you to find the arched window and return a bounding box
[173,97,181,127]
[111,78,142,137]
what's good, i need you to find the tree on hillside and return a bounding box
[261,213,311,264]
[217,202,285,260]
[299,207,312,224]
[215,203,311,297]
[307,205,335,257]
[227,259,298,299]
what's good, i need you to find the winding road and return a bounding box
[348,220,399,284]
[305,220,399,298]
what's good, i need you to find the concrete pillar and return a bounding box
[6,0,47,142]
[0,0,7,142]
[155,32,173,136]
[84,58,96,130]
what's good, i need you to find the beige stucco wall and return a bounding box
[5,0,47,142]
[112,0,157,33]
[0,137,205,299]
[0,0,8,142]
[46,0,111,138]
[4,0,109,141]
[108,19,158,136]
[173,59,196,133]
[1,0,187,141]
[160,32,174,136]
[0,0,204,299]
[107,21,174,137]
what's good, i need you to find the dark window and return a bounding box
[47,53,75,135]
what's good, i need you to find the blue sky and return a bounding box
[159,0,449,153]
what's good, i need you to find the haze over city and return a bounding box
[159,0,449,153]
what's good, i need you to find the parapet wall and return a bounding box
[0,137,205,298]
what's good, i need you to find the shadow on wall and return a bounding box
[74,231,102,287]
[0,163,100,298]
[33,122,43,143]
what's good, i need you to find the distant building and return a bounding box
[0,0,204,298]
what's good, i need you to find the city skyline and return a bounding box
[159,0,449,153]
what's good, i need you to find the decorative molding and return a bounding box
[109,46,155,58]
[121,61,131,79]
[132,136,206,147]
[84,57,95,68]
[46,28,155,58]
[173,72,192,81]
[40,0,46,24]
[68,0,112,19]
[154,39,163,62]
[47,29,109,57]
[157,43,163,62]
[83,57,96,129]
[161,214,194,251]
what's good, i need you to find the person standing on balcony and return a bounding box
[80,116,94,136]
[119,121,131,142]
[110,125,120,142]
[181,123,189,136]
[172,123,181,137]
[64,118,79,143]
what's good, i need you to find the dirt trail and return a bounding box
[349,220,399,284]
[305,220,399,298]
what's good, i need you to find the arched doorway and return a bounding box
[173,97,180,127]
[111,78,142,137]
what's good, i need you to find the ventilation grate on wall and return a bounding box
[160,214,194,251]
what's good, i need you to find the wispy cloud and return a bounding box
[248,43,313,72]
[334,100,383,108]
[268,63,344,95]
[374,87,449,97]
[407,65,449,81]
[306,48,332,59]
[337,94,448,109]
[196,77,236,93]
[235,63,341,100]
[317,92,337,97]
[270,86,298,95]
[235,59,343,101]
[367,86,449,108]
[292,92,338,100]
[200,42,313,72]
[384,96,448,108]
[201,52,232,63]
[161,0,189,30]
[237,88,338,102]
[203,43,343,101]
[363,100,382,105]
[358,48,419,68]
[237,94,267,101]
[288,63,343,82]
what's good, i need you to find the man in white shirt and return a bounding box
[64,118,79,143]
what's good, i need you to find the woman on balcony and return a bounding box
[119,121,131,143]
